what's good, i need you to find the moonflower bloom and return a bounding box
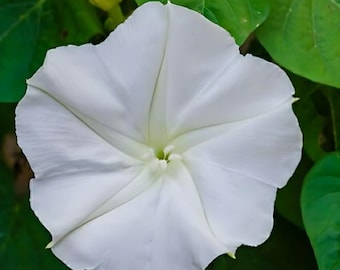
[16,2,302,270]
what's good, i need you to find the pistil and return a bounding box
[141,145,182,171]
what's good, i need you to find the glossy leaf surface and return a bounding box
[257,0,340,88]
[301,152,340,270]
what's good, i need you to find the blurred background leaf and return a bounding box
[0,0,104,102]
[0,194,69,270]
[89,0,126,31]
[327,89,340,151]
[301,152,340,270]
[0,0,44,102]
[290,74,327,162]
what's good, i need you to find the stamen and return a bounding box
[146,145,182,172]
[163,145,175,157]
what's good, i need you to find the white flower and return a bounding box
[15,2,302,270]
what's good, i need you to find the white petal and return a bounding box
[168,55,295,136]
[26,2,168,144]
[146,2,295,138]
[16,86,160,245]
[31,165,145,244]
[50,162,227,270]
[148,3,239,147]
[185,158,277,250]
[178,102,302,188]
[16,86,142,179]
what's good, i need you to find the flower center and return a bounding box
[141,145,182,170]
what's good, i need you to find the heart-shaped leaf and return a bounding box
[257,0,340,88]
[301,152,340,270]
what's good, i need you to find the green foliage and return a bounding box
[290,74,328,162]
[0,0,103,102]
[0,0,43,102]
[0,103,15,138]
[301,152,340,270]
[0,161,68,269]
[327,89,340,151]
[135,0,270,45]
[294,96,326,161]
[257,0,340,88]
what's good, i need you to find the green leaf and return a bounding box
[89,0,125,31]
[0,103,16,138]
[327,89,340,151]
[29,0,104,72]
[0,0,103,102]
[0,0,44,102]
[256,0,340,89]
[286,73,328,162]
[0,160,68,269]
[301,152,340,270]
[135,0,270,45]
[294,96,326,161]
[0,201,69,269]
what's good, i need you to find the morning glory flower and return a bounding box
[15,2,302,270]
